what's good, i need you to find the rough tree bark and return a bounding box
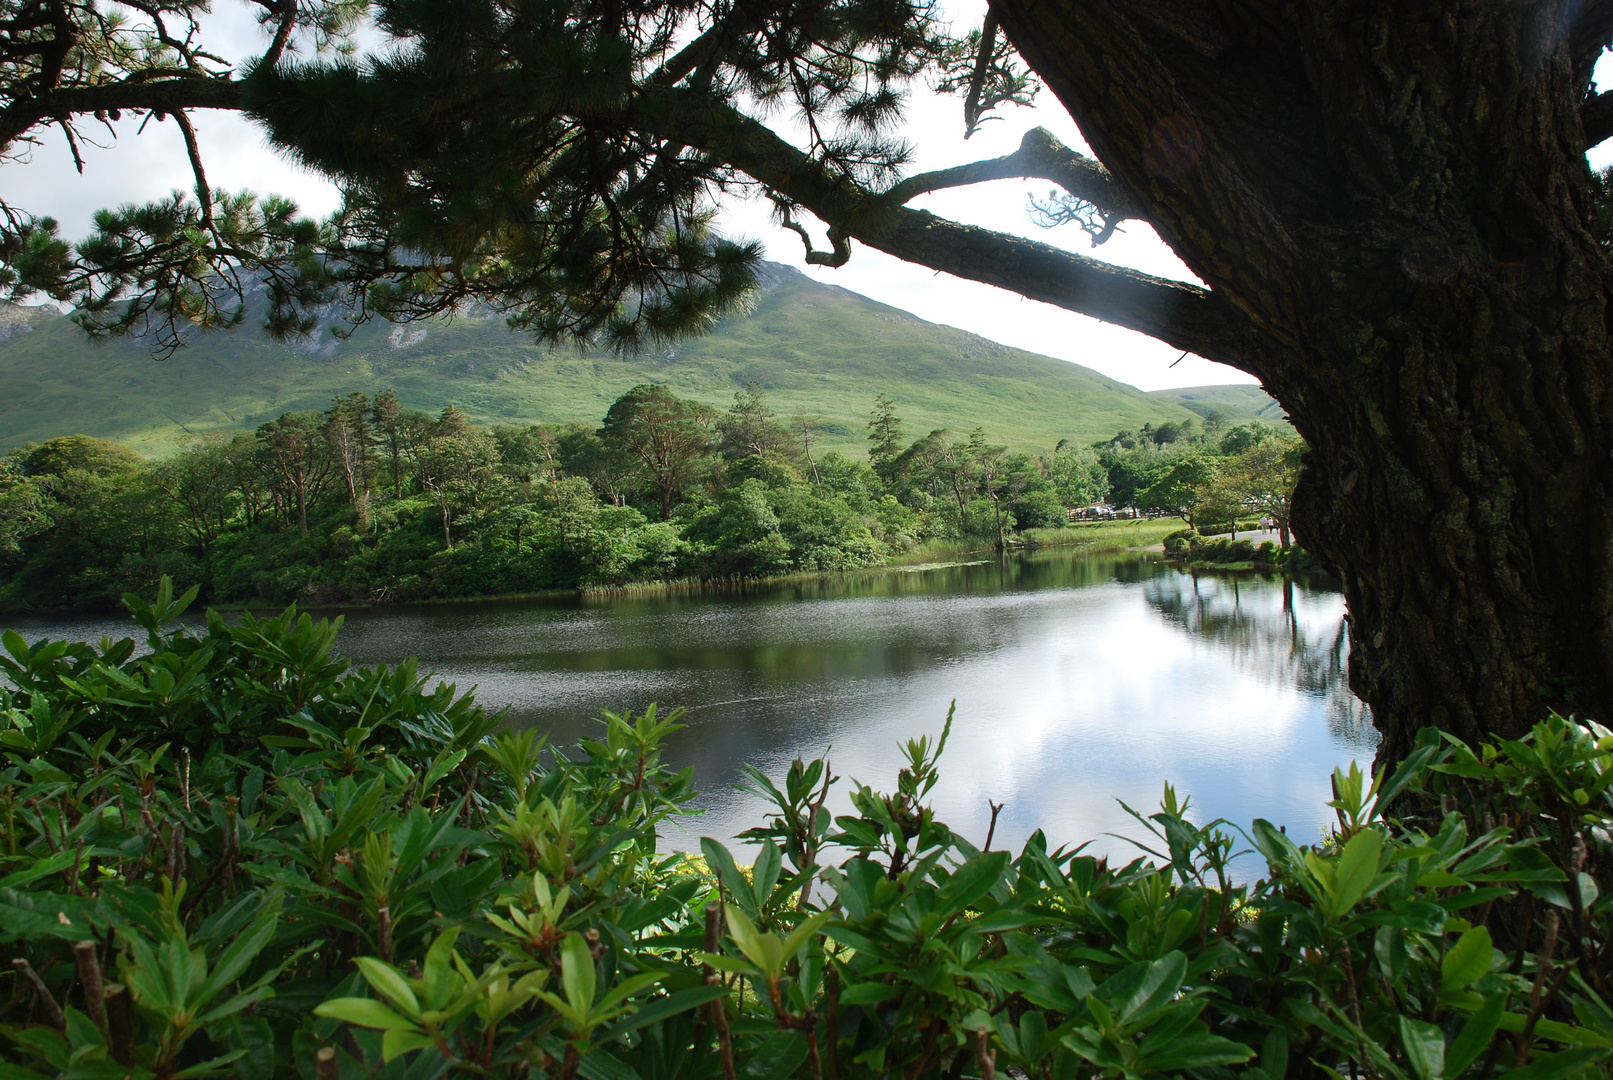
[987,0,1613,758]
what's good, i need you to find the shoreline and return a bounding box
[0,519,1185,619]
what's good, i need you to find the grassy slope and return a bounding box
[0,263,1207,457]
[1147,383,1288,425]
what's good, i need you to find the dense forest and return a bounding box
[0,386,1297,610]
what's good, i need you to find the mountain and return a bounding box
[1148,383,1288,426]
[0,262,1210,456]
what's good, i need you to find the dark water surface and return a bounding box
[10,552,1375,860]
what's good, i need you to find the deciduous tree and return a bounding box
[256,412,334,535]
[600,385,715,520]
[155,435,238,553]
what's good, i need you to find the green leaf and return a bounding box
[561,932,597,1014]
[1398,1015,1445,1080]
[751,840,782,908]
[1141,1033,1256,1072]
[353,958,420,1019]
[577,1048,645,1080]
[1501,1047,1610,1080]
[1446,995,1504,1079]
[421,926,460,1011]
[938,851,1012,913]
[838,983,903,1006]
[381,1029,438,1063]
[1017,1010,1048,1063]
[0,850,78,891]
[214,1015,274,1080]
[1379,900,1450,936]
[744,1030,809,1080]
[171,1049,246,1079]
[198,904,280,1004]
[313,997,419,1032]
[595,971,665,1012]
[725,905,783,977]
[776,911,831,964]
[1441,926,1494,996]
[1261,1027,1290,1080]
[605,986,728,1037]
[1532,872,1601,911]
[1330,828,1384,920]
[1372,744,1443,816]
[701,838,757,918]
[1113,952,1187,1026]
[420,748,467,796]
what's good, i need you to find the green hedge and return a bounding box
[0,580,1610,1080]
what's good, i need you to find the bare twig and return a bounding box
[106,984,133,1064]
[973,1027,995,1080]
[11,959,64,1028]
[962,12,999,138]
[174,112,213,233]
[378,906,394,964]
[72,941,107,1036]
[56,119,83,173]
[705,903,737,1080]
[825,964,840,1080]
[773,198,851,267]
[1518,910,1562,1066]
[984,800,1004,851]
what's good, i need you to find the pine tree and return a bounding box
[867,395,904,484]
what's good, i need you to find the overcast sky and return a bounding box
[4,5,1609,393]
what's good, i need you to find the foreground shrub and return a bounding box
[0,580,1610,1080]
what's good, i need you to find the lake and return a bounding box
[6,549,1376,864]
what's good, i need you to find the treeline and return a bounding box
[0,387,1112,609]
[0,388,1302,610]
[1092,416,1304,544]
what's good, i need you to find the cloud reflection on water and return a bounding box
[10,554,1375,864]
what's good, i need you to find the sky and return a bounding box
[4,6,1610,393]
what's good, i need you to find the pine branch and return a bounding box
[633,85,1261,372]
[883,126,1144,221]
[1586,89,1613,149]
[0,75,242,154]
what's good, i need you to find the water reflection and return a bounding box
[8,552,1376,863]
[1144,571,1373,748]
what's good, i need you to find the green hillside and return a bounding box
[1148,383,1288,425]
[0,262,1204,456]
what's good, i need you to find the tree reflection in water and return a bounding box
[1143,570,1377,753]
[12,553,1379,852]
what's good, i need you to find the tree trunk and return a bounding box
[990,0,1613,758]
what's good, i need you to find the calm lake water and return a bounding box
[8,550,1376,863]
